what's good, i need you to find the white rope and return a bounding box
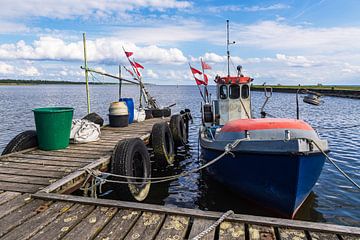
[192,210,234,240]
[311,140,360,190]
[83,137,247,185]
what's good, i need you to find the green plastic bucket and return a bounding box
[33,107,74,150]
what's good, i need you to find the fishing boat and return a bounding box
[303,92,321,105]
[197,21,329,218]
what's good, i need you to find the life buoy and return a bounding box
[111,138,151,201]
[2,130,38,155]
[151,122,175,166]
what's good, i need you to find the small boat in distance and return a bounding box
[198,21,329,218]
[303,92,322,105]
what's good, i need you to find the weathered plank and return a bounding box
[249,225,276,240]
[0,193,31,219]
[124,212,166,240]
[14,154,94,163]
[94,209,141,240]
[61,206,117,240]
[30,204,95,240]
[278,228,307,240]
[0,191,21,205]
[0,199,46,237]
[219,221,246,240]
[0,167,64,178]
[309,231,339,240]
[188,218,216,240]
[0,162,76,173]
[1,201,73,240]
[155,215,190,240]
[27,150,103,159]
[33,192,360,236]
[341,234,360,240]
[50,149,110,156]
[0,157,85,167]
[0,181,43,193]
[0,173,55,185]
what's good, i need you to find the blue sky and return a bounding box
[0,0,359,85]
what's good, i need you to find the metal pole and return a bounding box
[296,89,300,119]
[82,33,91,114]
[118,65,122,100]
[226,20,230,77]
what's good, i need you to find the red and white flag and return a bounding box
[190,66,202,75]
[131,61,144,69]
[195,77,206,86]
[203,73,209,85]
[123,66,134,77]
[125,51,133,58]
[201,60,212,70]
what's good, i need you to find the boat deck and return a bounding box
[0,118,359,239]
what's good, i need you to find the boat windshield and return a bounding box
[241,85,250,99]
[229,84,240,99]
[219,85,228,99]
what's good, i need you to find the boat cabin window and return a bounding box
[229,84,240,99]
[219,85,228,99]
[241,85,250,99]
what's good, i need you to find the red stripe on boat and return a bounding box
[221,118,313,132]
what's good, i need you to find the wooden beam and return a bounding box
[32,193,360,236]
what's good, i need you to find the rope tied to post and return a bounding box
[81,137,247,186]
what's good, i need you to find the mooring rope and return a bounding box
[311,140,360,190]
[83,137,247,185]
[192,210,234,240]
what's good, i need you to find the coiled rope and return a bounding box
[83,137,248,185]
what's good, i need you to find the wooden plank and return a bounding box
[0,147,37,160]
[0,191,21,205]
[0,193,31,219]
[219,221,246,240]
[0,199,46,238]
[0,181,42,193]
[278,228,307,240]
[0,167,64,178]
[14,154,94,163]
[1,201,73,240]
[61,206,117,240]
[33,192,360,236]
[27,150,104,159]
[0,157,85,167]
[124,211,165,240]
[309,231,339,240]
[0,162,76,173]
[249,225,276,240]
[30,204,95,240]
[155,215,190,240]
[341,235,360,240]
[50,149,111,156]
[0,173,55,185]
[94,209,141,240]
[39,156,110,194]
[188,218,216,240]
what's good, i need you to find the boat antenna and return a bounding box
[226,20,235,77]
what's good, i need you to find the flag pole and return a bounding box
[82,33,90,114]
[189,63,206,102]
[200,58,209,103]
[133,57,143,108]
[118,65,122,99]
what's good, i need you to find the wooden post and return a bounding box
[118,65,122,100]
[83,33,91,114]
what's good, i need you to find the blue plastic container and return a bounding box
[119,98,134,123]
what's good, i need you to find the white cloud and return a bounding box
[0,36,188,65]
[275,54,318,68]
[207,3,289,13]
[0,62,14,74]
[146,69,158,78]
[21,66,40,76]
[0,0,191,20]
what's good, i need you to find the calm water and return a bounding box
[0,84,359,226]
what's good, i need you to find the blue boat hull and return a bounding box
[202,147,325,218]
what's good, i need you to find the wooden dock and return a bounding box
[0,118,359,240]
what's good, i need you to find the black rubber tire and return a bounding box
[170,114,187,147]
[110,138,151,201]
[152,109,163,118]
[163,108,171,117]
[82,112,104,126]
[151,122,175,166]
[2,130,38,155]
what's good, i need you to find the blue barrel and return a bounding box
[119,98,134,123]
